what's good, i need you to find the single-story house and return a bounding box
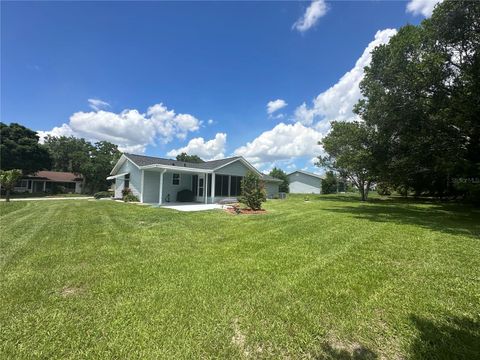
[14,171,83,193]
[287,170,324,194]
[108,153,282,204]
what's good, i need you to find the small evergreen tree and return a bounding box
[239,171,266,210]
[0,169,23,202]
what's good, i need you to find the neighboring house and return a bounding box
[14,171,83,194]
[287,170,323,194]
[108,153,282,204]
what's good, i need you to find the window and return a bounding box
[198,177,204,197]
[172,173,180,185]
[124,174,130,189]
[215,174,232,197]
[15,180,28,188]
[230,176,243,196]
[192,175,198,196]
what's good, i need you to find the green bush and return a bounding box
[121,188,139,202]
[94,191,113,199]
[239,171,266,210]
[377,182,392,196]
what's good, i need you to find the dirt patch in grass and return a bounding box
[60,286,86,298]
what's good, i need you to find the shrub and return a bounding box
[377,182,392,196]
[239,171,266,210]
[121,188,139,202]
[94,191,113,199]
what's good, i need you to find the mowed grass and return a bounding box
[0,196,479,359]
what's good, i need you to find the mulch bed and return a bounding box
[224,206,267,215]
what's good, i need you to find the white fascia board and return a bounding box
[140,164,212,173]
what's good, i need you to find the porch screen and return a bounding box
[230,176,243,196]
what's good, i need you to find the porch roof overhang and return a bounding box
[139,164,213,174]
[106,172,129,180]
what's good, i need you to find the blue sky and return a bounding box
[1,0,437,173]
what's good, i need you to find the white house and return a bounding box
[287,170,323,194]
[108,153,282,204]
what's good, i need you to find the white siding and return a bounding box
[265,182,280,198]
[288,172,322,194]
[114,159,142,199]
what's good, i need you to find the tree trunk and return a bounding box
[6,189,10,202]
[359,181,366,201]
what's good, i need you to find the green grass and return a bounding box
[1,195,479,359]
[2,192,91,199]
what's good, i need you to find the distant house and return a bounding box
[108,153,282,204]
[15,171,83,194]
[287,170,323,194]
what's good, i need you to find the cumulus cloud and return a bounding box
[234,122,322,167]
[293,28,397,128]
[88,98,110,111]
[292,0,328,33]
[406,0,443,17]
[167,133,227,161]
[267,99,288,115]
[38,101,201,153]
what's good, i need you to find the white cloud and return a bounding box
[207,119,214,125]
[267,99,288,115]
[38,101,201,153]
[294,28,397,128]
[234,122,323,167]
[292,0,328,33]
[88,98,110,111]
[406,0,443,17]
[167,133,227,161]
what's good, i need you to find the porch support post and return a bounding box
[140,170,145,203]
[204,172,209,204]
[158,170,165,205]
[43,181,46,192]
[211,171,215,204]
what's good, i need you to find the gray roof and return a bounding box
[124,153,242,170]
[124,153,281,182]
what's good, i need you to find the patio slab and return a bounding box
[155,202,224,212]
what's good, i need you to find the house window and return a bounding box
[198,177,204,197]
[230,176,243,196]
[215,174,230,197]
[124,174,130,189]
[172,173,180,185]
[15,180,28,188]
[192,175,198,196]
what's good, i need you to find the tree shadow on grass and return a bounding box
[409,315,480,359]
[323,200,480,240]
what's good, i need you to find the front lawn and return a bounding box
[1,196,479,359]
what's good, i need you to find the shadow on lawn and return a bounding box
[409,315,480,359]
[323,200,480,240]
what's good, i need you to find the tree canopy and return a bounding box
[0,123,51,175]
[175,153,204,163]
[354,0,480,198]
[269,167,289,193]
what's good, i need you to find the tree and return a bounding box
[321,171,338,194]
[44,136,121,194]
[355,0,480,197]
[317,121,379,201]
[175,152,204,163]
[0,169,22,202]
[43,136,93,173]
[239,171,267,210]
[0,123,51,174]
[269,167,289,193]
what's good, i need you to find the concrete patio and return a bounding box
[153,202,224,212]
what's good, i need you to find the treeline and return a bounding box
[319,0,479,202]
[0,122,121,193]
